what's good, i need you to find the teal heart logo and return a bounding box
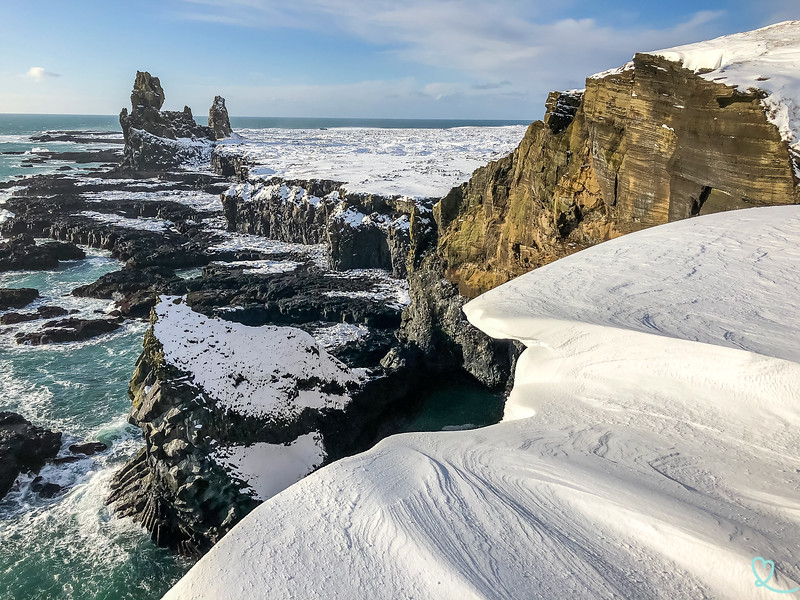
[753,557,775,587]
[752,556,800,594]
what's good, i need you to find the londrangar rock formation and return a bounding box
[119,71,232,171]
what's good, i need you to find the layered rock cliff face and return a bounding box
[401,49,799,387]
[219,176,421,278]
[119,71,232,171]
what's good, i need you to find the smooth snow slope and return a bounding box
[165,207,800,599]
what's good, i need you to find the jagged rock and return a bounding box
[130,71,165,110]
[208,96,232,140]
[69,441,108,455]
[220,177,419,277]
[119,71,217,171]
[0,412,62,499]
[15,317,122,345]
[0,305,72,325]
[0,233,85,271]
[0,287,39,311]
[543,89,583,134]
[30,476,62,498]
[72,266,184,318]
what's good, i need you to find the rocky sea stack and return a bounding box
[119,71,231,171]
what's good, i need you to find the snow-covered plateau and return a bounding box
[215,125,527,199]
[164,205,800,599]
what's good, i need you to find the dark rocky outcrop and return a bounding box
[0,287,39,311]
[208,96,232,140]
[119,71,220,171]
[1,305,73,325]
[72,267,184,318]
[106,299,419,555]
[15,316,122,345]
[0,233,85,271]
[30,476,62,498]
[69,441,108,455]
[0,412,62,499]
[219,176,421,278]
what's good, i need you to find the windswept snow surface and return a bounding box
[215,125,527,199]
[154,296,364,419]
[164,207,800,600]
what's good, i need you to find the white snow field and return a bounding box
[215,125,527,199]
[164,206,800,600]
[153,296,364,420]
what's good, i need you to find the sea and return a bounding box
[0,114,513,600]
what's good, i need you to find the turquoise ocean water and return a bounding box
[0,114,507,600]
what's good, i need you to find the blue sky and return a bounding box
[0,0,796,119]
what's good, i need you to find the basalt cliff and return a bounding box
[400,39,799,387]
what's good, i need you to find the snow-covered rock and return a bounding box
[107,296,368,554]
[164,206,800,598]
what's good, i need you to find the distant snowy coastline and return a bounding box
[215,125,527,199]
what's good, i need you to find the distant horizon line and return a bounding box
[0,113,534,122]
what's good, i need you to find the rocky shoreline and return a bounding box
[0,71,511,553]
[2,48,797,560]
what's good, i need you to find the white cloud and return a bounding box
[26,67,61,81]
[173,2,752,117]
[176,1,725,87]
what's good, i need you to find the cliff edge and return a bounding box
[401,21,800,387]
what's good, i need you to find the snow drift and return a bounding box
[164,206,800,599]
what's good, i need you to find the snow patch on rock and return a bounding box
[154,296,365,419]
[211,433,325,502]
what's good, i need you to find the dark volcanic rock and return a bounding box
[130,71,165,110]
[118,71,227,171]
[30,476,63,498]
[0,287,39,310]
[0,234,85,271]
[22,149,123,166]
[15,317,122,345]
[208,96,232,140]
[220,177,419,277]
[73,266,185,318]
[69,441,108,455]
[31,130,124,145]
[0,412,62,499]
[0,305,72,325]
